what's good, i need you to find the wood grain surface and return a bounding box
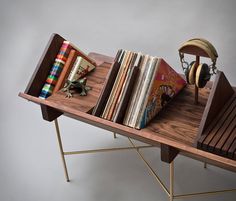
[47,61,111,113]
[198,95,236,159]
[25,34,65,96]
[19,52,236,172]
[144,85,210,146]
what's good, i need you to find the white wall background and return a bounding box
[0,0,236,201]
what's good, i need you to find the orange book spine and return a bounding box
[107,52,133,120]
[53,50,77,93]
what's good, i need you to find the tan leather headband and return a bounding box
[179,40,217,63]
[188,38,218,58]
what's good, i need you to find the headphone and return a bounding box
[179,38,218,88]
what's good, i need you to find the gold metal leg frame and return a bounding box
[53,120,236,200]
[127,137,236,201]
[53,119,152,182]
[127,137,170,195]
[54,119,70,182]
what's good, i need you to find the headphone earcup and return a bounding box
[188,61,197,85]
[195,63,211,88]
[185,67,191,84]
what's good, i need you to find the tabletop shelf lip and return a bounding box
[19,33,236,181]
[18,33,236,171]
[18,91,236,172]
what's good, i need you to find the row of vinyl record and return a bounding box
[39,40,96,99]
[92,49,186,129]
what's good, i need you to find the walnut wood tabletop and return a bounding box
[19,52,236,173]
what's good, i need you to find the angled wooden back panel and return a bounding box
[197,71,234,139]
[196,71,236,159]
[25,34,65,97]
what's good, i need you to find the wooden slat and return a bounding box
[201,97,236,150]
[198,95,236,147]
[197,72,235,143]
[208,107,236,152]
[222,126,236,156]
[197,134,207,148]
[228,138,236,159]
[215,115,236,155]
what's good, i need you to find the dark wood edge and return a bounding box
[88,52,114,66]
[197,72,221,142]
[24,35,103,97]
[18,92,236,172]
[40,104,63,121]
[161,144,179,163]
[24,33,65,96]
[195,71,234,146]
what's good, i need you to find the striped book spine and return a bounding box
[39,41,72,99]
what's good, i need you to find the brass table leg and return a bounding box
[54,119,70,182]
[50,124,236,199]
[127,137,170,196]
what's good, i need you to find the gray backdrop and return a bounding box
[0,0,236,201]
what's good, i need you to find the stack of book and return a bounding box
[93,50,186,129]
[39,41,97,99]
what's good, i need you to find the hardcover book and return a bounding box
[106,51,134,120]
[67,56,96,82]
[102,50,129,119]
[93,49,186,129]
[123,55,149,126]
[38,40,97,99]
[136,58,186,129]
[39,41,72,99]
[92,50,123,117]
[53,49,77,93]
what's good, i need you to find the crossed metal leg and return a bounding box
[54,119,70,182]
[53,119,236,201]
[53,119,152,181]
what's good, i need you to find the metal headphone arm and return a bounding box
[179,52,217,75]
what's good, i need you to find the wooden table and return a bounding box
[19,34,236,201]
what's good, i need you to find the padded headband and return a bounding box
[188,38,218,58]
[179,38,218,64]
